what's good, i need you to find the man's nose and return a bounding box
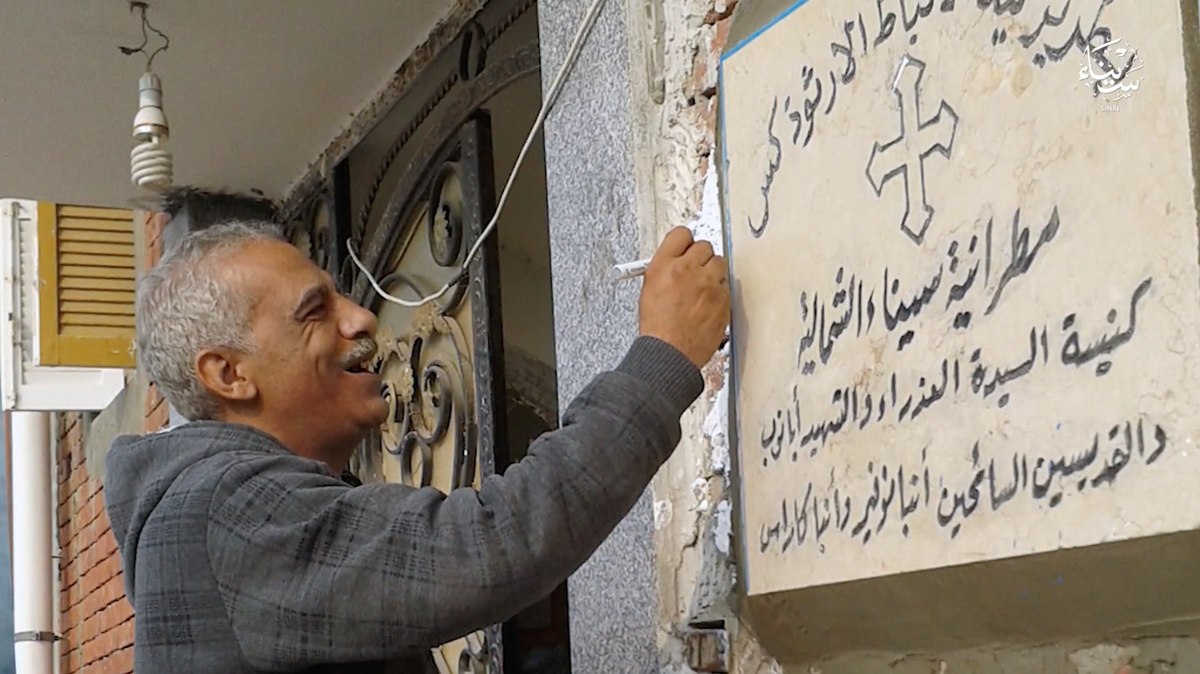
[340,299,378,340]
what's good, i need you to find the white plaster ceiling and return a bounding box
[0,1,447,208]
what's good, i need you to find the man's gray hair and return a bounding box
[137,221,286,421]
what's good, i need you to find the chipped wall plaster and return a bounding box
[642,0,774,670]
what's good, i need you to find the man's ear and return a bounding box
[195,348,258,405]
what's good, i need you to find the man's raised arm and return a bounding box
[206,336,701,667]
[207,226,730,669]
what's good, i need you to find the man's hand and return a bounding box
[638,227,731,368]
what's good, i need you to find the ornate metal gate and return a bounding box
[283,3,543,672]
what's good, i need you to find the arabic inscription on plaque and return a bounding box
[720,0,1200,596]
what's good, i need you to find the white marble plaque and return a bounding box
[720,0,1200,596]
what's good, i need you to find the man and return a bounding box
[104,220,730,672]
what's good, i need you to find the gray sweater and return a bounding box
[104,336,704,672]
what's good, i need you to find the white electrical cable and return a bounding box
[347,0,608,308]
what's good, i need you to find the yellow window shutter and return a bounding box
[37,203,137,369]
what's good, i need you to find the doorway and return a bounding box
[303,2,570,671]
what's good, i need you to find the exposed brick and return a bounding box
[78,475,96,504]
[712,14,733,52]
[146,383,164,414]
[109,646,134,673]
[94,491,107,522]
[688,53,712,101]
[82,613,101,645]
[115,598,134,622]
[59,525,77,560]
[101,573,125,606]
[97,603,113,634]
[79,498,95,529]
[67,579,83,607]
[81,636,105,665]
[145,400,169,434]
[63,624,78,652]
[146,242,162,270]
[61,412,79,436]
[80,542,96,572]
[111,618,136,649]
[80,589,104,620]
[107,552,122,580]
[71,440,85,469]
[98,528,118,559]
[78,521,94,551]
[98,600,132,634]
[146,397,166,423]
[146,211,167,242]
[80,560,103,598]
[66,421,83,451]
[68,467,85,497]
[58,469,73,504]
[688,16,736,102]
[705,0,738,24]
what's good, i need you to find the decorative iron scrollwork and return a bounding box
[345,3,537,257]
[428,161,466,268]
[304,193,331,272]
[456,632,490,674]
[285,190,332,275]
[459,20,489,82]
[371,300,476,491]
[348,42,542,299]
[331,4,540,671]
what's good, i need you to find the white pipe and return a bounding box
[48,413,61,674]
[11,411,53,674]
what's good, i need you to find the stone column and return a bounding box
[538,1,662,672]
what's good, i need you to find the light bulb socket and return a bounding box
[133,72,169,139]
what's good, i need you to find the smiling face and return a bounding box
[200,239,388,467]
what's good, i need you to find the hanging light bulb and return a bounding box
[120,2,173,192]
[130,71,173,191]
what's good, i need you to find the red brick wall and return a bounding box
[688,2,737,181]
[56,211,170,674]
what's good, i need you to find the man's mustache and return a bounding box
[340,337,378,369]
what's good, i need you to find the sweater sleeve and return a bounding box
[206,337,703,668]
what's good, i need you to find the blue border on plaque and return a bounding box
[718,0,814,595]
[722,0,813,63]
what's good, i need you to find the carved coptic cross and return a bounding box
[865,55,960,246]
